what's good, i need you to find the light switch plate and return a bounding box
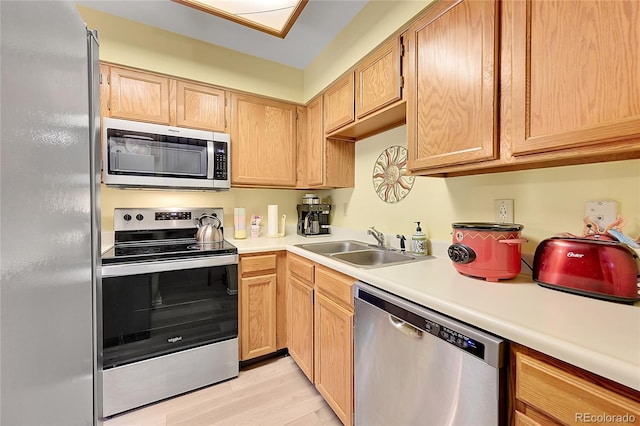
[584,201,618,233]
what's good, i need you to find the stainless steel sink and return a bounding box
[295,240,434,269]
[296,240,371,254]
[331,250,417,267]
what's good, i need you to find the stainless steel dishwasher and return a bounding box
[354,282,506,426]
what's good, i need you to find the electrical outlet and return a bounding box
[585,201,617,233]
[495,199,514,223]
[343,202,349,216]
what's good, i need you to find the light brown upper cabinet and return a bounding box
[101,64,228,132]
[356,37,403,119]
[324,72,355,133]
[108,66,171,124]
[325,36,406,141]
[230,92,297,187]
[175,81,226,132]
[503,0,640,159]
[305,96,355,188]
[406,0,499,172]
[99,64,111,119]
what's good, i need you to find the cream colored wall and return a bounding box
[83,3,640,249]
[77,6,304,103]
[78,5,308,231]
[328,126,640,254]
[101,186,305,235]
[303,0,432,101]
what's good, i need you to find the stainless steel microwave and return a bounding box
[102,117,230,190]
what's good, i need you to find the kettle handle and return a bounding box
[198,214,221,228]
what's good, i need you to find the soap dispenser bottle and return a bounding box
[411,221,428,256]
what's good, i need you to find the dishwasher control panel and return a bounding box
[425,319,485,359]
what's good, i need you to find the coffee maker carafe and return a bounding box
[297,203,331,237]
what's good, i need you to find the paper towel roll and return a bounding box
[267,205,278,236]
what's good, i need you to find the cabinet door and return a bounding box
[514,411,545,426]
[324,72,355,133]
[306,96,325,186]
[240,274,277,360]
[176,81,226,132]
[99,64,111,118]
[305,96,355,188]
[505,0,640,157]
[406,0,498,171]
[356,37,402,119]
[288,275,314,382]
[230,93,297,187]
[314,292,353,426]
[296,105,308,188]
[109,66,170,124]
[515,350,640,424]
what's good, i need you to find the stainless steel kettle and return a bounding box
[195,214,223,244]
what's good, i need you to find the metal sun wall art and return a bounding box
[372,145,415,203]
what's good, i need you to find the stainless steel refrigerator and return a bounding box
[1,1,101,424]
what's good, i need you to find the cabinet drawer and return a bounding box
[289,254,315,283]
[514,411,544,426]
[241,253,277,275]
[515,351,640,424]
[315,265,354,310]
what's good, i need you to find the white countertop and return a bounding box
[103,227,640,391]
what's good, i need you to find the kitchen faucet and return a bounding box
[368,227,385,247]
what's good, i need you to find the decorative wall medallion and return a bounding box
[372,145,415,203]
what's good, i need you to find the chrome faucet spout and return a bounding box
[367,226,385,247]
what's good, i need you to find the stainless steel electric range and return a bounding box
[100,207,238,417]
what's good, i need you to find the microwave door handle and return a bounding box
[207,141,214,179]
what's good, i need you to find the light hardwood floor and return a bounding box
[104,355,342,426]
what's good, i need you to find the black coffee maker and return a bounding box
[297,203,331,237]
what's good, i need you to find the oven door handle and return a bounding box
[102,254,238,277]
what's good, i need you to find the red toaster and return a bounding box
[533,237,640,304]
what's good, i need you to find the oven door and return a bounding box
[101,255,238,370]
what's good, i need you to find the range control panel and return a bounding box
[155,211,192,221]
[114,207,223,231]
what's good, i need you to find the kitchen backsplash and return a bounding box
[326,125,640,255]
[102,124,640,256]
[100,186,305,235]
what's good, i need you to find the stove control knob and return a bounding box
[123,214,132,221]
[447,243,476,264]
[136,214,144,221]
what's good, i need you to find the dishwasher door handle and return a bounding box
[388,315,423,338]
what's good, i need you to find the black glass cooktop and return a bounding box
[102,239,237,265]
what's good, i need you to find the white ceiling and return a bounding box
[75,0,370,69]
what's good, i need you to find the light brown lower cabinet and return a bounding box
[240,273,276,360]
[287,254,355,426]
[314,291,353,426]
[239,253,277,361]
[288,274,314,381]
[511,343,640,425]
